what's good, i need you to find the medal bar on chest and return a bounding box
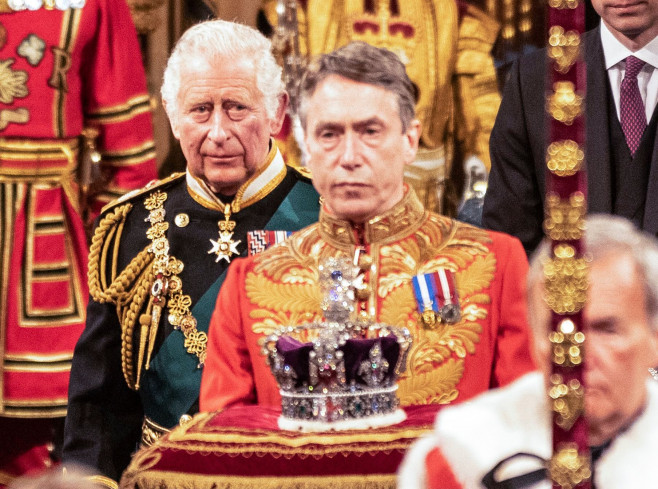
[412,269,461,330]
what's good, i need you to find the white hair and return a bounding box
[161,19,284,123]
[528,214,658,332]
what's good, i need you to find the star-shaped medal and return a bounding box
[208,231,241,263]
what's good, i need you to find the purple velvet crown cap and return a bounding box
[276,334,401,390]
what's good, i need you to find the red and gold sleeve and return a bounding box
[83,0,157,216]
[489,232,536,387]
[200,257,259,412]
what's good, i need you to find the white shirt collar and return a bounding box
[600,21,658,70]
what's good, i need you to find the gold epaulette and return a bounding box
[100,172,185,215]
[286,161,313,180]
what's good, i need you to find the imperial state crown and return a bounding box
[262,257,412,431]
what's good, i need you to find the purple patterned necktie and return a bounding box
[620,55,647,156]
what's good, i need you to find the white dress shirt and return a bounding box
[600,21,658,123]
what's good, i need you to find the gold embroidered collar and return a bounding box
[319,187,427,247]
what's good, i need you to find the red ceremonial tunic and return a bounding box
[200,189,534,412]
[0,0,157,482]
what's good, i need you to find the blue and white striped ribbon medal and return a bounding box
[412,269,461,330]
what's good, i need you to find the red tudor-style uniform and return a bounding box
[200,188,535,412]
[0,0,157,483]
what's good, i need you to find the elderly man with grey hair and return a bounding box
[61,19,320,488]
[398,214,658,489]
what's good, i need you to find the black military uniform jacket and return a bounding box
[62,146,320,483]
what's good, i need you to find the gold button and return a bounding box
[175,213,190,227]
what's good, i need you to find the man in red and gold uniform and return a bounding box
[200,42,534,413]
[0,0,157,485]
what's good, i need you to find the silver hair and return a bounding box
[528,214,658,333]
[161,19,284,122]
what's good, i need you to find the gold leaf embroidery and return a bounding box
[379,284,415,327]
[251,316,291,337]
[381,241,422,274]
[462,303,488,321]
[378,272,414,298]
[415,216,454,257]
[246,272,318,313]
[249,307,321,336]
[417,257,457,275]
[410,337,452,370]
[468,293,492,304]
[398,358,465,405]
[377,219,495,404]
[455,252,497,296]
[442,321,483,356]
[245,213,498,406]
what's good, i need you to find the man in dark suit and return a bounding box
[482,0,658,256]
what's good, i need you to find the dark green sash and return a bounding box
[140,181,319,427]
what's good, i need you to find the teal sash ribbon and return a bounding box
[140,181,319,427]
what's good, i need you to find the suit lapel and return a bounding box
[643,104,658,234]
[586,28,614,215]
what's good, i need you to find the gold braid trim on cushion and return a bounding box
[121,472,395,489]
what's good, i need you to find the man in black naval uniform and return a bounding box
[62,19,320,488]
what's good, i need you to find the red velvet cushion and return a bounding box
[121,405,441,489]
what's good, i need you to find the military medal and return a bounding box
[208,203,241,263]
[412,269,461,330]
[435,269,461,324]
[413,272,440,329]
